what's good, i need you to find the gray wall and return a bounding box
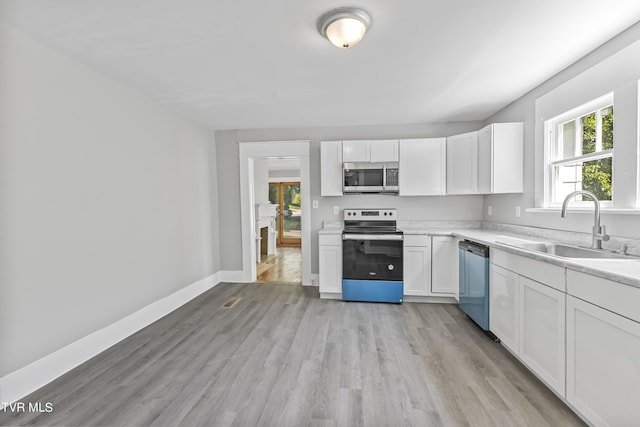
[269,169,300,179]
[253,158,269,204]
[216,122,486,273]
[483,21,640,240]
[0,25,218,377]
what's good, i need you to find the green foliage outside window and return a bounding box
[580,107,613,200]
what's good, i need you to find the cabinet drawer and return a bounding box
[567,269,640,323]
[403,234,430,247]
[319,234,341,246]
[491,249,565,292]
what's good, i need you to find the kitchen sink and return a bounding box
[497,241,632,259]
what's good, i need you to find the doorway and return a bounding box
[239,141,311,285]
[269,182,301,246]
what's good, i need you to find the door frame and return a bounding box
[269,181,302,246]
[239,141,311,285]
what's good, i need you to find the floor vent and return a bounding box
[222,297,240,308]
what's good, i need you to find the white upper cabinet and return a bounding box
[342,140,369,162]
[446,131,478,194]
[398,138,446,196]
[370,139,399,162]
[343,139,398,163]
[478,122,524,194]
[320,141,343,196]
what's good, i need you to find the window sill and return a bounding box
[526,207,640,215]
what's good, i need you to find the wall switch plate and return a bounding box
[333,206,339,215]
[312,200,319,209]
[488,206,492,216]
[515,205,521,217]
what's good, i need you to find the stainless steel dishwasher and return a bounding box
[458,240,499,341]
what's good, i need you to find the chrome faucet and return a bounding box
[560,190,610,249]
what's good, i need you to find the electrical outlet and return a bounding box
[333,206,339,215]
[488,205,492,216]
[515,205,521,218]
[312,200,319,209]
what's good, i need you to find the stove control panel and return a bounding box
[343,209,397,221]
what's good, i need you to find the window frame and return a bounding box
[544,93,614,208]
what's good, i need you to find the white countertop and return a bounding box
[432,228,640,289]
[320,225,640,289]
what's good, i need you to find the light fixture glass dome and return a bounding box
[318,7,371,49]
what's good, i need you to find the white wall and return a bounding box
[0,25,218,377]
[216,122,486,273]
[483,21,640,240]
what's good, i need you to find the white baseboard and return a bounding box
[320,292,343,300]
[0,272,223,404]
[403,295,458,304]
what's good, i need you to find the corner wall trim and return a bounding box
[0,272,222,404]
[220,270,249,283]
[305,273,320,287]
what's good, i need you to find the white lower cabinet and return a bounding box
[431,236,459,296]
[566,295,640,426]
[319,235,342,296]
[520,277,566,396]
[490,258,566,397]
[489,264,520,353]
[403,235,431,296]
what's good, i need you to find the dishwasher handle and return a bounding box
[458,240,490,258]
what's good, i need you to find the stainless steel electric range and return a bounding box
[341,208,404,303]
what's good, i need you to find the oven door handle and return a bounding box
[342,234,404,241]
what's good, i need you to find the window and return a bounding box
[545,93,614,206]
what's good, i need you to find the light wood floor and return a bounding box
[256,246,301,285]
[0,283,585,427]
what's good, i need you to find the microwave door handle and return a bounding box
[382,164,386,188]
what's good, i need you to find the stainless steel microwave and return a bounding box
[343,162,399,194]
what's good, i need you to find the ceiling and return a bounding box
[1,1,640,131]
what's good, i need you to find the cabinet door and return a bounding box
[477,123,524,194]
[446,131,478,194]
[320,141,343,196]
[491,122,523,193]
[319,244,342,294]
[370,139,398,162]
[342,140,370,162]
[398,138,446,196]
[431,236,458,295]
[477,125,492,194]
[489,264,520,353]
[403,238,431,296]
[567,295,640,426]
[520,277,566,396]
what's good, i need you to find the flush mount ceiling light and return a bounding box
[318,7,371,49]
